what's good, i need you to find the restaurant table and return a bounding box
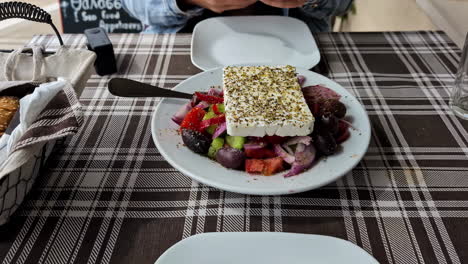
[1,31,467,264]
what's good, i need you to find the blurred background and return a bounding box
[1,0,467,49]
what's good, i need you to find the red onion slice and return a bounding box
[284,136,312,146]
[296,142,306,152]
[212,122,227,139]
[195,101,210,109]
[244,141,267,150]
[297,75,306,87]
[171,102,192,125]
[190,93,200,107]
[283,145,294,156]
[207,88,223,97]
[284,143,316,177]
[274,144,295,164]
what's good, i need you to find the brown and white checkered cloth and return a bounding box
[0,32,467,264]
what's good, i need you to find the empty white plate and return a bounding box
[191,16,320,70]
[155,232,379,264]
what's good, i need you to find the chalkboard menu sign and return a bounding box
[59,0,143,33]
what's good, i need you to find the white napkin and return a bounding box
[0,79,65,166]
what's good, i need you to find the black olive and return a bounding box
[314,132,337,156]
[319,114,339,135]
[181,129,211,154]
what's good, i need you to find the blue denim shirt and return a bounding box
[122,0,353,33]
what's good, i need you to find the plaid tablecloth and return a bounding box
[0,31,467,264]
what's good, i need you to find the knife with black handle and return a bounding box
[108,78,193,99]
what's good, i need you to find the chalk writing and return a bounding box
[60,0,142,33]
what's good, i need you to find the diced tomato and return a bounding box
[195,92,223,104]
[200,114,225,130]
[263,157,285,176]
[245,157,285,176]
[245,159,264,174]
[265,135,287,144]
[245,148,277,159]
[180,107,206,132]
[212,104,221,115]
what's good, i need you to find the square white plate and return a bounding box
[191,16,321,70]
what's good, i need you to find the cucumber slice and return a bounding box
[206,125,217,134]
[226,136,246,150]
[208,137,225,158]
[203,111,217,134]
[218,104,225,113]
[203,111,216,120]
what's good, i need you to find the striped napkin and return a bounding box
[0,79,83,177]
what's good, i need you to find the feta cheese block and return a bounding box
[223,65,315,137]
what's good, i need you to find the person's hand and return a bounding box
[184,0,257,13]
[260,0,306,8]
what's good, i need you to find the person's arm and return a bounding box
[122,0,204,33]
[259,0,306,8]
[286,0,353,32]
[181,0,258,13]
[301,0,353,20]
[123,0,258,33]
[261,0,352,18]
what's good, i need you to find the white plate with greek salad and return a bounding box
[151,67,371,195]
